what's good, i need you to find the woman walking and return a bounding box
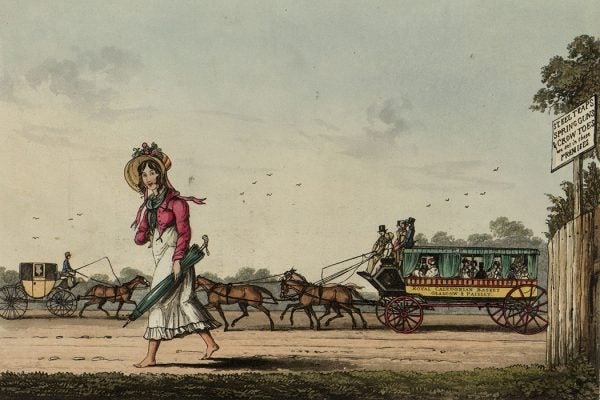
[124,142,221,368]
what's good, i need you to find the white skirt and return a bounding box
[144,227,221,340]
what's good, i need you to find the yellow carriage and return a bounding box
[0,262,78,319]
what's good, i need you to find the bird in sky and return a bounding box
[32,217,39,220]
[445,198,450,201]
[252,181,257,184]
[266,173,273,176]
[493,167,499,171]
[76,213,83,216]
[426,203,431,207]
[465,205,470,208]
[464,192,469,196]
[267,193,272,196]
[68,218,74,221]
[296,183,302,186]
[480,192,486,195]
[240,192,245,195]
[32,236,39,239]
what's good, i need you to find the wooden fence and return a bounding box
[547,210,600,372]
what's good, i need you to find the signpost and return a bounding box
[551,95,597,218]
[551,95,596,172]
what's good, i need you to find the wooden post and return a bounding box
[573,156,583,218]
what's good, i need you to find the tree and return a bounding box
[466,233,493,247]
[429,231,466,246]
[413,233,429,245]
[118,267,152,284]
[225,267,271,283]
[583,161,600,212]
[545,181,575,239]
[531,35,599,129]
[0,267,18,285]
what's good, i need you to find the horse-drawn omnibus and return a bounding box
[360,246,547,335]
[0,262,78,319]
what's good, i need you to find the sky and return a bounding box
[0,1,598,282]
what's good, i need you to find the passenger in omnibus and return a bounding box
[475,262,487,279]
[511,256,529,279]
[458,258,471,278]
[424,258,439,277]
[487,260,503,279]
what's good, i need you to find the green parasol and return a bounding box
[122,235,209,327]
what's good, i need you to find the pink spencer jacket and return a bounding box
[134,189,192,262]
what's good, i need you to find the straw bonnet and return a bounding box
[124,142,172,192]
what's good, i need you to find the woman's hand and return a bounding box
[172,260,182,280]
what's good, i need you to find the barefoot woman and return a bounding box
[125,142,221,367]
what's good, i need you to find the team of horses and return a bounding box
[74,269,368,330]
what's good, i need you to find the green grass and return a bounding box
[0,363,597,400]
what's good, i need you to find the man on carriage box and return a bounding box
[393,220,407,266]
[61,251,77,288]
[365,225,394,275]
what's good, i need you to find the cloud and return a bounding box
[195,108,264,123]
[91,106,158,122]
[365,97,412,143]
[406,160,515,191]
[23,47,143,115]
[314,118,341,132]
[14,124,81,148]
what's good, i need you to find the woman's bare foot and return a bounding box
[201,344,219,360]
[133,357,156,368]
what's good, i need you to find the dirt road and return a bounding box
[0,310,545,375]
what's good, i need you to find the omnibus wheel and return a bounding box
[376,297,393,326]
[47,289,77,317]
[384,296,423,333]
[486,304,509,328]
[0,285,28,320]
[503,284,548,335]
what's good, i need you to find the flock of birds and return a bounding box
[238,172,302,204]
[425,166,499,209]
[31,213,83,239]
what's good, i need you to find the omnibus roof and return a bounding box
[404,246,540,255]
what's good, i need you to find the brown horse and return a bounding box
[79,275,150,319]
[279,269,368,330]
[195,275,278,331]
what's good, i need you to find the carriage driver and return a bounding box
[61,251,77,289]
[366,225,394,275]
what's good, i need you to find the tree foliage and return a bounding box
[0,267,18,285]
[544,161,600,239]
[531,35,600,118]
[118,267,152,284]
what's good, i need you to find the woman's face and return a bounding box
[141,165,160,192]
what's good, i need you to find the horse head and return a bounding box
[131,275,150,288]
[196,275,215,289]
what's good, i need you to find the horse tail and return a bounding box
[256,286,278,304]
[349,286,366,301]
[84,285,97,297]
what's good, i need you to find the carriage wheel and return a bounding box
[376,297,393,326]
[486,304,509,328]
[503,284,548,335]
[0,285,28,320]
[384,296,424,333]
[47,289,77,317]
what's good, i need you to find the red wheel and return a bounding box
[503,284,548,335]
[486,304,509,328]
[376,297,393,326]
[384,296,423,333]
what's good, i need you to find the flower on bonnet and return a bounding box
[131,142,163,159]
